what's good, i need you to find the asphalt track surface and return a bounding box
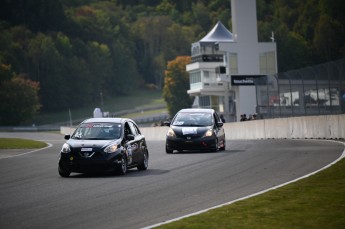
[0,132,344,229]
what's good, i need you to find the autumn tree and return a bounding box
[163,56,193,117]
[0,64,40,125]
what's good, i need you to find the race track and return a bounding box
[0,132,343,229]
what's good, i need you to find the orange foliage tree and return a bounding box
[163,56,193,117]
[0,64,41,125]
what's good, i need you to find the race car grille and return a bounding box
[78,152,96,158]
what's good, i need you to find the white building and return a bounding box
[186,0,277,121]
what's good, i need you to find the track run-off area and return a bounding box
[0,132,344,229]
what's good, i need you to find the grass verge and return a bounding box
[157,157,345,229]
[33,89,164,125]
[0,138,47,149]
[120,108,167,119]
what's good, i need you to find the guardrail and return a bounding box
[60,114,345,141]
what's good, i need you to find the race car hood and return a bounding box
[171,126,211,138]
[67,139,121,150]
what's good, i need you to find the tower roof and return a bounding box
[200,21,234,43]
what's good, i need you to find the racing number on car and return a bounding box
[126,148,133,164]
[126,143,137,164]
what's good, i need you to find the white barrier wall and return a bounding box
[140,126,169,141]
[223,114,345,140]
[60,114,345,140]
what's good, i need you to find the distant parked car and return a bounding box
[58,118,149,177]
[164,108,225,154]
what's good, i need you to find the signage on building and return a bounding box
[202,55,223,62]
[231,75,267,86]
[191,54,223,63]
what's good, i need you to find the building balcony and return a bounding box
[188,81,226,96]
[186,61,222,72]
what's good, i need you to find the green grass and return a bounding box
[0,138,47,149]
[120,108,167,119]
[33,89,165,125]
[157,157,345,229]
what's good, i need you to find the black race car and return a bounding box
[165,108,226,153]
[58,118,149,177]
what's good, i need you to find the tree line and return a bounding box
[0,0,344,125]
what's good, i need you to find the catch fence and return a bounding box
[255,58,345,119]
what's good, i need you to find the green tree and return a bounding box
[313,15,345,62]
[156,0,175,15]
[0,25,33,75]
[27,33,67,111]
[276,25,311,72]
[0,0,67,33]
[320,0,345,26]
[0,63,12,83]
[133,16,173,86]
[86,41,112,96]
[292,0,320,42]
[163,56,193,117]
[191,1,211,32]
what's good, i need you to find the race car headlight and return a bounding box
[61,143,71,153]
[204,129,213,137]
[104,144,119,153]
[167,128,176,137]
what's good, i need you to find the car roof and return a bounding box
[178,108,215,114]
[81,117,132,124]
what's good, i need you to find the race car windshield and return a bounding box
[172,113,213,126]
[72,123,122,140]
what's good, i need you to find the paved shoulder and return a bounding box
[0,149,29,159]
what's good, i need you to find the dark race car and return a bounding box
[165,108,226,154]
[58,118,149,177]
